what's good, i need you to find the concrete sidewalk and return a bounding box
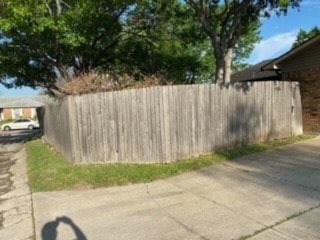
[0,132,34,240]
[33,137,320,240]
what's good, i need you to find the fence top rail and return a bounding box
[46,81,298,104]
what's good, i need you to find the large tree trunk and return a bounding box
[223,48,233,83]
[213,47,233,83]
[213,42,224,83]
[215,59,224,83]
[212,36,233,84]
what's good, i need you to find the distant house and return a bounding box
[232,34,320,133]
[231,59,281,82]
[0,96,47,121]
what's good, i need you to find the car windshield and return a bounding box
[14,119,31,123]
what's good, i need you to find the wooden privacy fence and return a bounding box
[43,81,302,164]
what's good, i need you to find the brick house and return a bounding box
[0,96,47,121]
[263,35,320,133]
[232,35,320,133]
[231,59,281,82]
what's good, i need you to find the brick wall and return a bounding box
[23,108,32,119]
[283,67,320,133]
[3,109,12,120]
[0,108,37,120]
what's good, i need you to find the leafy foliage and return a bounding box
[185,0,301,82]
[292,26,320,48]
[0,0,277,94]
[117,0,214,83]
[0,0,135,94]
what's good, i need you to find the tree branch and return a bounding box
[55,0,62,15]
[45,3,53,16]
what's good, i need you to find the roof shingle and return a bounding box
[231,59,281,82]
[0,96,50,108]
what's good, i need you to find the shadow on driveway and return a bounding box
[42,216,87,240]
[0,129,41,145]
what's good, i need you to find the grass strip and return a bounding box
[26,134,315,192]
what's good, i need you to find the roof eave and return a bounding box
[262,34,320,71]
[261,64,280,71]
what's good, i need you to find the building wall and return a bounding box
[283,67,320,132]
[23,108,32,119]
[1,108,37,120]
[3,109,13,120]
[282,42,320,73]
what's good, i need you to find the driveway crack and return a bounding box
[238,202,320,240]
[224,162,320,195]
[165,180,268,228]
[145,184,210,240]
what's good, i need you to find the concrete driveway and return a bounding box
[33,137,320,240]
[0,130,38,240]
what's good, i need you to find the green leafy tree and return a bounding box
[0,0,269,94]
[292,26,320,48]
[0,0,134,95]
[232,20,261,73]
[118,0,213,83]
[120,0,259,83]
[185,0,301,83]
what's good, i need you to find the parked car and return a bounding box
[1,118,39,131]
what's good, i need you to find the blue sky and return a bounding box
[1,0,319,96]
[249,0,320,64]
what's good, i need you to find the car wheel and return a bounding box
[3,126,11,131]
[28,125,34,130]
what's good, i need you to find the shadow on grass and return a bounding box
[214,135,316,161]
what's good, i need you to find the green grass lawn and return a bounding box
[26,135,315,192]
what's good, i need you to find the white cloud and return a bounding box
[249,31,298,64]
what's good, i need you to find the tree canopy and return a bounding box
[0,0,299,94]
[0,0,136,94]
[185,0,301,83]
[116,0,214,83]
[292,26,320,48]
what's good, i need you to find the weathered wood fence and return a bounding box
[42,81,302,164]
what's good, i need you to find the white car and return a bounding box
[1,118,40,131]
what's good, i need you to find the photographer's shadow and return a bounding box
[41,216,87,240]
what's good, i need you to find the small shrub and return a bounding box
[58,73,172,96]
